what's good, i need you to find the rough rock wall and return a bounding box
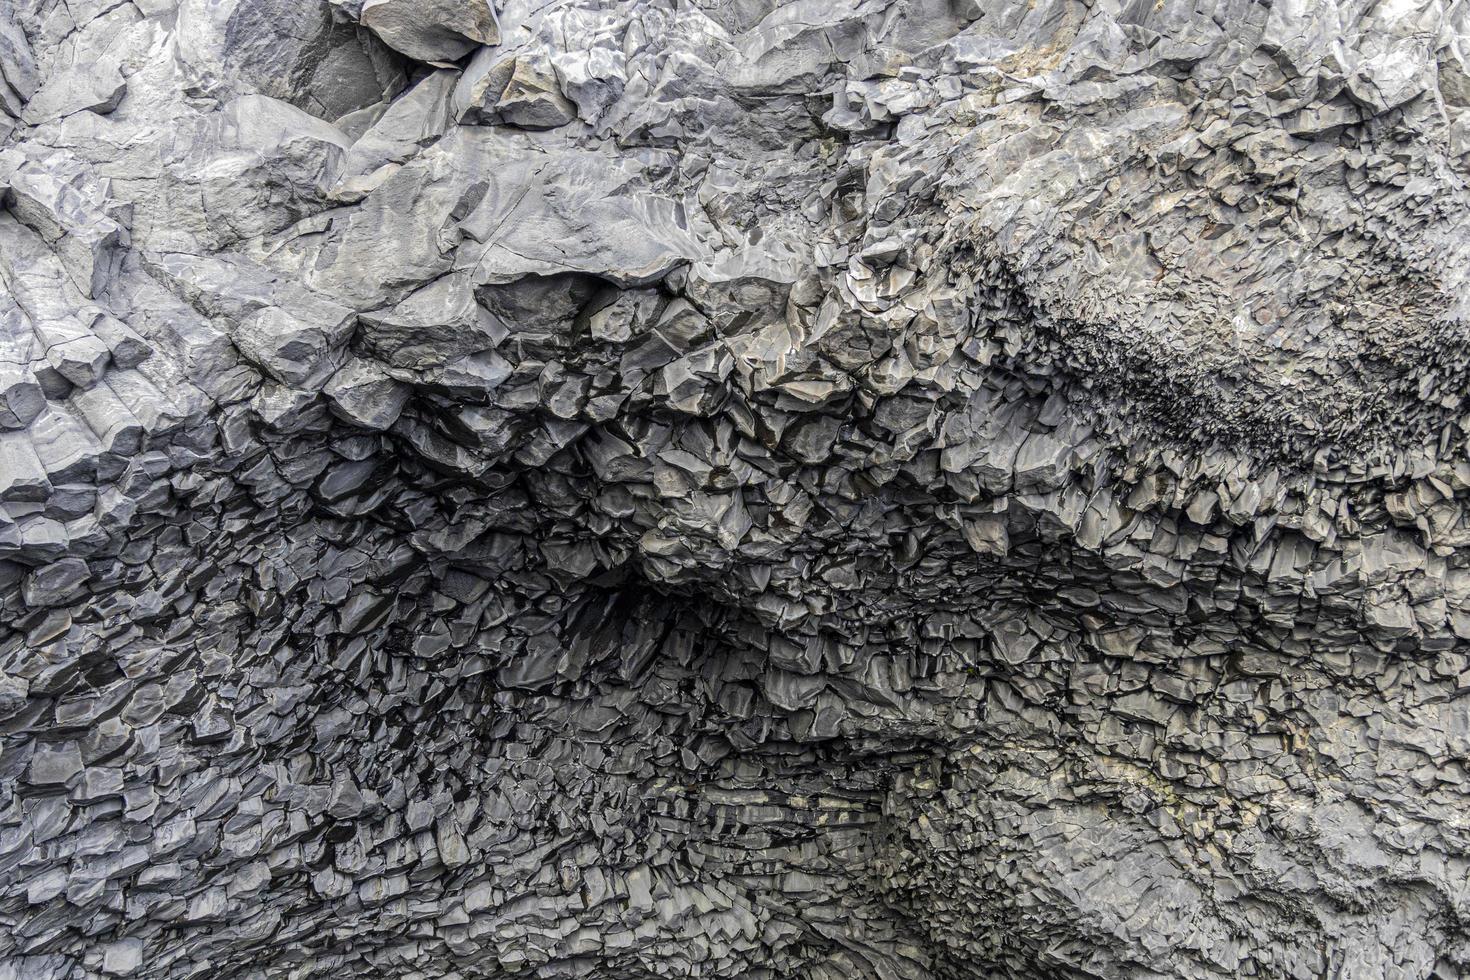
[2,0,1470,977]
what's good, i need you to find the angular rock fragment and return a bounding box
[0,13,37,130]
[164,95,354,249]
[144,252,356,387]
[3,150,129,299]
[360,0,499,63]
[335,69,459,200]
[175,0,406,120]
[325,357,411,430]
[0,429,49,501]
[454,48,577,128]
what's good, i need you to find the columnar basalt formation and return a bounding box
[3,1,1470,978]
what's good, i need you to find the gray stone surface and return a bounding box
[2,0,1470,978]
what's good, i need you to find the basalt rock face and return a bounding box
[3,1,1470,978]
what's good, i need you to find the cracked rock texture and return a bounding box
[4,0,1470,977]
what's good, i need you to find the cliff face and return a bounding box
[3,1,1470,977]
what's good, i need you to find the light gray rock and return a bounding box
[359,0,499,63]
[143,251,356,387]
[324,357,411,430]
[1,2,1470,980]
[0,12,37,129]
[174,0,406,120]
[3,150,128,299]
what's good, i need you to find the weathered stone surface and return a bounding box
[3,2,1470,979]
[359,0,499,63]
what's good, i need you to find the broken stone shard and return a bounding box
[2,1,1470,979]
[359,0,499,63]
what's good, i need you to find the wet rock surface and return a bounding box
[2,0,1470,977]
